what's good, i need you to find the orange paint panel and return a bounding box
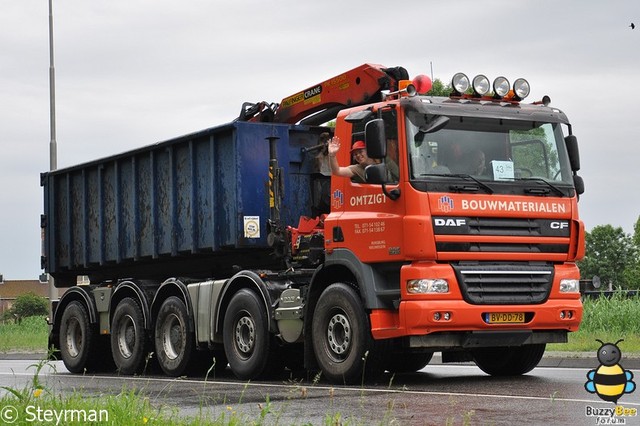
[436,252,568,262]
[369,310,402,339]
[403,216,437,259]
[369,261,583,340]
[338,212,404,262]
[399,299,582,336]
[428,193,573,218]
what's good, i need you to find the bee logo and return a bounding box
[585,339,636,403]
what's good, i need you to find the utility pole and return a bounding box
[47,0,58,318]
[49,0,57,171]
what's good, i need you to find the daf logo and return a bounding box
[435,218,467,227]
[550,221,569,230]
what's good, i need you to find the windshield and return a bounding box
[406,112,573,185]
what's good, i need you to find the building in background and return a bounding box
[0,279,49,317]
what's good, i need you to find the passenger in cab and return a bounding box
[327,137,375,183]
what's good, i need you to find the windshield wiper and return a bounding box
[441,174,494,194]
[517,177,565,197]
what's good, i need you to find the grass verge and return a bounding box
[548,331,640,353]
[0,357,391,425]
[548,292,640,354]
[0,316,48,352]
[0,358,267,425]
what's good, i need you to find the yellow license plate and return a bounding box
[487,312,525,324]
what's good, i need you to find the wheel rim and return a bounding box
[65,318,82,358]
[116,314,137,359]
[327,313,351,360]
[234,314,256,359]
[161,313,184,361]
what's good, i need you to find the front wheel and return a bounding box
[312,283,383,384]
[385,351,433,374]
[154,296,194,377]
[472,344,546,376]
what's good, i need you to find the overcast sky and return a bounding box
[1,0,639,280]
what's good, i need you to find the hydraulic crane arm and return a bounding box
[237,64,409,125]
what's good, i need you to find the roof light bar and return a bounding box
[513,78,530,100]
[452,73,470,95]
[451,72,532,102]
[472,75,490,96]
[493,76,510,98]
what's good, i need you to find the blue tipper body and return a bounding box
[41,121,322,286]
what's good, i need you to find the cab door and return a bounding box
[326,109,405,263]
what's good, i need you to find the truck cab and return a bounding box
[319,76,584,376]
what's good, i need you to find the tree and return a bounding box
[426,78,451,97]
[578,225,639,289]
[10,292,49,319]
[627,216,640,289]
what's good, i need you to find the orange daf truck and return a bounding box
[43,64,584,384]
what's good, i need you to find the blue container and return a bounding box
[42,121,325,286]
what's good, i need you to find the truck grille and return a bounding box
[433,217,571,254]
[452,262,554,305]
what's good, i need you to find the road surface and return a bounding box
[0,356,638,425]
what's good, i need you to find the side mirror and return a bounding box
[565,135,580,171]
[365,119,386,159]
[573,174,584,195]
[366,164,400,200]
[365,163,387,184]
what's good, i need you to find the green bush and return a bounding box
[9,292,48,319]
[581,292,640,334]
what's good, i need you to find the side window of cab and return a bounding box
[350,110,399,183]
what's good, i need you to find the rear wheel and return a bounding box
[385,351,433,374]
[111,298,147,375]
[59,301,94,373]
[472,344,546,376]
[189,348,228,376]
[223,289,280,380]
[312,283,383,384]
[154,296,193,377]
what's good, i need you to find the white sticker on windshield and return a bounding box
[491,160,514,180]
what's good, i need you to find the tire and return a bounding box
[187,348,228,376]
[223,289,279,380]
[210,348,229,373]
[385,351,433,374]
[283,343,305,373]
[473,344,546,376]
[111,297,147,375]
[90,335,116,373]
[312,283,384,384]
[59,301,95,373]
[154,296,194,377]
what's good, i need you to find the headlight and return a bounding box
[472,75,490,96]
[452,73,470,94]
[407,279,449,294]
[513,78,530,100]
[559,279,580,293]
[493,76,510,97]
